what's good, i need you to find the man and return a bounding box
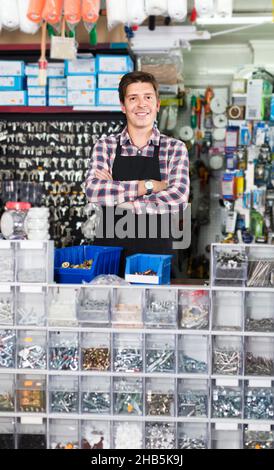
[85,71,189,275]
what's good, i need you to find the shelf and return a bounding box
[0,106,122,114]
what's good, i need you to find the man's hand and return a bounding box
[95,169,113,180]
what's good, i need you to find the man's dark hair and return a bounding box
[118,71,159,103]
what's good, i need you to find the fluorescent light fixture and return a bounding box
[196,16,274,25]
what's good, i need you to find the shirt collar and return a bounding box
[119,126,160,147]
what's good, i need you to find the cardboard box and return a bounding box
[65,58,96,75]
[48,87,67,97]
[28,87,47,97]
[98,73,124,89]
[48,96,67,106]
[0,61,24,76]
[0,76,23,91]
[67,75,96,90]
[28,96,47,106]
[67,90,95,106]
[246,79,272,120]
[96,55,133,73]
[96,89,120,106]
[0,91,27,105]
[48,78,67,88]
[25,63,65,77]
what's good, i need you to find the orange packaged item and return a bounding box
[42,0,63,24]
[64,0,81,24]
[82,0,100,23]
[27,0,46,23]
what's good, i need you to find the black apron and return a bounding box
[94,138,173,275]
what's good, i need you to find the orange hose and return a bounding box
[42,0,63,25]
[27,0,46,23]
[82,0,100,23]
[64,0,81,24]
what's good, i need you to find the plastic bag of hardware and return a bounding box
[167,0,187,22]
[106,0,127,30]
[144,0,168,16]
[18,0,40,34]
[139,51,183,85]
[0,0,19,30]
[42,0,63,24]
[126,0,147,26]
[64,0,81,25]
[194,0,214,17]
[82,0,100,23]
[27,0,46,23]
[88,275,130,286]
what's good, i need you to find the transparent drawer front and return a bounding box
[146,378,175,417]
[245,292,274,332]
[212,336,243,375]
[0,288,14,326]
[247,254,274,288]
[48,287,77,327]
[81,332,110,372]
[146,422,175,449]
[49,419,79,449]
[77,287,110,326]
[244,426,274,449]
[81,420,110,449]
[0,246,14,282]
[178,335,208,374]
[16,288,46,326]
[112,287,143,328]
[16,243,47,282]
[144,288,177,328]
[16,375,46,413]
[49,376,79,414]
[0,329,16,368]
[17,330,47,370]
[211,427,242,449]
[179,290,209,330]
[245,337,274,376]
[81,376,111,414]
[213,245,247,285]
[0,374,14,412]
[0,418,15,449]
[17,421,46,449]
[212,381,242,419]
[178,379,208,418]
[178,423,208,449]
[113,333,143,373]
[113,377,143,416]
[244,384,274,420]
[114,421,143,449]
[49,331,79,371]
[145,333,175,373]
[212,291,243,331]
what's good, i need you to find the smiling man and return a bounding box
[85,71,189,275]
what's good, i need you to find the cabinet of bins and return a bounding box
[144,288,177,328]
[179,289,209,330]
[48,286,77,326]
[212,335,243,375]
[212,244,247,286]
[16,374,46,413]
[80,332,110,371]
[113,333,143,373]
[178,335,209,374]
[244,380,274,420]
[113,376,143,416]
[0,418,15,449]
[16,286,47,326]
[49,419,79,449]
[81,420,110,449]
[0,329,16,368]
[17,330,47,370]
[77,286,110,327]
[177,378,208,418]
[0,241,15,282]
[211,424,242,449]
[112,287,143,328]
[145,377,175,417]
[0,374,14,412]
[49,376,79,414]
[81,376,111,415]
[212,290,243,331]
[113,421,143,449]
[245,292,274,332]
[178,422,208,449]
[17,421,47,449]
[212,378,242,419]
[145,333,176,373]
[0,286,14,325]
[245,337,274,376]
[146,422,175,449]
[49,331,79,371]
[16,241,53,283]
[244,424,274,449]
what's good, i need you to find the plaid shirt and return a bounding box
[85,126,189,214]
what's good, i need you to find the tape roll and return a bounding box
[179,126,194,141]
[210,96,227,114]
[213,113,227,128]
[228,105,242,120]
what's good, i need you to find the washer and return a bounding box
[213,113,227,128]
[179,126,194,141]
[210,96,227,114]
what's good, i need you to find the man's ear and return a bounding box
[157,99,161,112]
[120,102,126,113]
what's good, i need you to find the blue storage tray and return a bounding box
[54,245,123,284]
[125,253,173,285]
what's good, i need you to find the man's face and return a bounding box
[121,81,160,130]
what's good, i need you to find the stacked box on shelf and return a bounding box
[26,62,65,107]
[96,54,133,107]
[65,57,96,106]
[0,61,26,105]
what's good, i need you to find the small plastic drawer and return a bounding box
[113,333,143,373]
[244,380,274,420]
[80,332,110,371]
[178,378,209,418]
[144,288,178,328]
[212,291,243,331]
[49,376,79,414]
[17,330,47,370]
[81,376,111,414]
[77,287,110,327]
[212,379,242,419]
[49,331,79,371]
[49,419,79,449]
[212,245,247,286]
[0,329,16,368]
[113,421,143,449]
[16,286,47,326]
[178,335,209,374]
[81,420,110,449]
[145,333,176,373]
[112,287,143,328]
[146,377,175,417]
[212,335,243,375]
[179,289,209,330]
[211,424,242,449]
[0,418,15,449]
[247,247,274,287]
[48,286,77,326]
[16,241,48,283]
[178,422,208,449]
[16,374,46,413]
[245,337,274,376]
[113,377,143,416]
[244,424,274,449]
[17,420,47,449]
[0,374,14,412]
[0,286,14,326]
[146,422,175,449]
[0,242,15,282]
[245,292,274,332]
[125,254,172,285]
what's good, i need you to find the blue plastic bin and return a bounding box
[54,245,123,284]
[124,253,173,285]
